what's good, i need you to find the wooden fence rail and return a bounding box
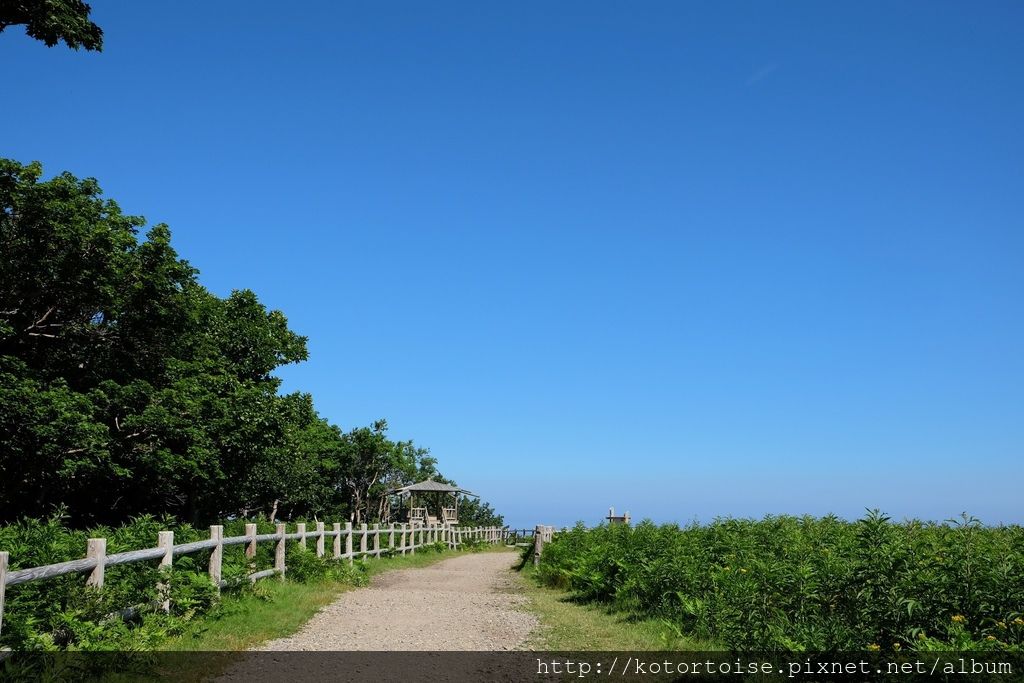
[0,523,508,637]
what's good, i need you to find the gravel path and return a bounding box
[254,550,536,651]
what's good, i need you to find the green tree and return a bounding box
[0,0,102,50]
[338,420,399,525]
[0,160,308,525]
[455,497,505,527]
[0,158,505,529]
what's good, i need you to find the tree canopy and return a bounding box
[0,0,103,50]
[0,159,502,528]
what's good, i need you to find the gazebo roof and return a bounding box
[388,478,478,497]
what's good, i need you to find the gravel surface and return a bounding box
[253,550,537,652]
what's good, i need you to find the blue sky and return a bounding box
[3,2,1022,527]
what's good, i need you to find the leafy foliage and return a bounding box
[534,512,1024,651]
[0,158,504,652]
[0,513,375,651]
[0,159,490,527]
[454,498,504,527]
[0,514,210,651]
[0,0,102,50]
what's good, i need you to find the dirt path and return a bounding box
[253,550,536,651]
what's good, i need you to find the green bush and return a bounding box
[0,514,376,650]
[534,512,1024,652]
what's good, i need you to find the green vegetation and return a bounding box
[160,548,464,653]
[517,564,714,651]
[0,158,502,529]
[0,546,483,682]
[0,513,473,653]
[533,512,1024,652]
[0,0,102,51]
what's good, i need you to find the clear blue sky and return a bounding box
[3,2,1022,528]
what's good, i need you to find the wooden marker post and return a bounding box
[275,523,287,580]
[86,538,106,589]
[533,524,545,566]
[245,523,258,560]
[209,525,223,592]
[158,531,173,612]
[0,551,8,637]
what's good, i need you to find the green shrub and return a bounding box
[533,512,1024,652]
[0,514,379,650]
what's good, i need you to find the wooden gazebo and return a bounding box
[385,478,478,525]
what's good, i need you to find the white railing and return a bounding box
[0,522,509,637]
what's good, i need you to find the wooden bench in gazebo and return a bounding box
[385,478,478,526]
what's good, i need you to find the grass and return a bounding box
[139,546,495,682]
[512,563,718,651]
[162,547,484,651]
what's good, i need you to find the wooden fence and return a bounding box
[0,522,508,637]
[531,525,556,566]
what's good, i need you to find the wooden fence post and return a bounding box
[297,522,307,550]
[388,524,395,550]
[344,522,353,564]
[209,525,223,592]
[316,521,325,558]
[533,524,545,566]
[86,538,106,589]
[245,524,257,560]
[275,523,287,580]
[158,531,173,612]
[0,551,8,638]
[399,523,407,555]
[372,524,381,557]
[333,522,342,559]
[359,523,367,558]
